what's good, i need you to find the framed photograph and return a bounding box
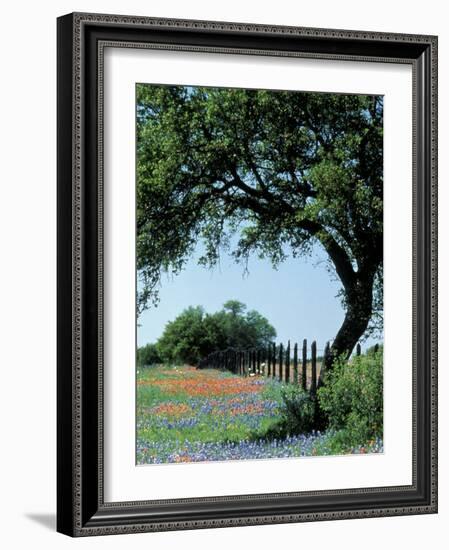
[57,12,438,536]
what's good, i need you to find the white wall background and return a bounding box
[0,0,446,548]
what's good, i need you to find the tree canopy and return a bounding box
[137,343,162,367]
[136,85,383,364]
[155,301,276,365]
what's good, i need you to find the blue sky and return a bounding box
[137,242,381,352]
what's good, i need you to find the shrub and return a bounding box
[279,385,316,435]
[317,350,383,449]
[258,384,316,440]
[137,343,162,367]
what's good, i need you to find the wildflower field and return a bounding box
[136,365,382,464]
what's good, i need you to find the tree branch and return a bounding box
[190,174,356,290]
[297,219,356,288]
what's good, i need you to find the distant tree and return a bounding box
[244,309,277,348]
[223,300,246,317]
[137,85,383,368]
[156,301,276,365]
[208,300,276,350]
[137,343,161,367]
[156,306,209,365]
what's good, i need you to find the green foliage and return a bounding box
[366,342,383,355]
[278,385,316,435]
[317,350,383,449]
[258,383,316,439]
[155,306,208,365]
[309,429,383,456]
[155,301,276,365]
[137,343,162,367]
[136,84,384,355]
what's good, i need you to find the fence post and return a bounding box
[267,344,271,377]
[279,343,283,382]
[356,343,361,356]
[285,341,290,383]
[310,341,317,395]
[302,339,307,391]
[318,341,330,389]
[324,340,330,371]
[293,342,298,384]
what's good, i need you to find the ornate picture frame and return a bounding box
[57,12,437,536]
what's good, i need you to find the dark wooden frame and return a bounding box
[57,12,438,537]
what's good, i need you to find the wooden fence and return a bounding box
[198,340,373,394]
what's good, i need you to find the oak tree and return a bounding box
[136,85,383,370]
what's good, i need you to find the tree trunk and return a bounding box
[320,276,374,383]
[313,276,374,429]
